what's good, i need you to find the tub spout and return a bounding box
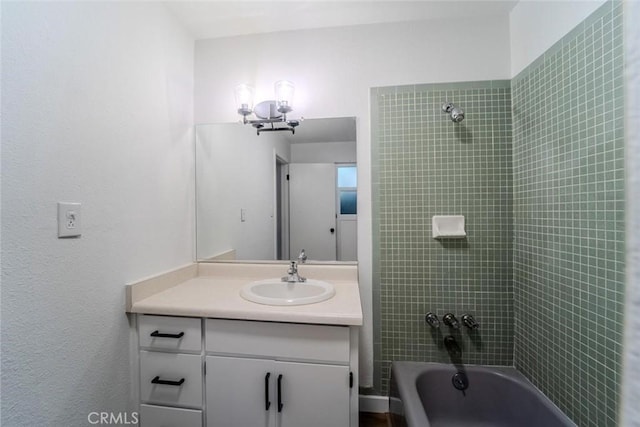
[444,335,462,358]
[443,313,460,329]
[462,314,479,329]
[425,312,440,329]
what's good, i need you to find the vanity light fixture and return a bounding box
[234,80,302,135]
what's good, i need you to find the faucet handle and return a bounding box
[298,249,307,264]
[443,313,460,329]
[425,312,440,329]
[461,314,479,329]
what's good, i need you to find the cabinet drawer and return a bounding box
[140,405,202,427]
[205,319,349,363]
[140,351,202,408]
[139,315,201,352]
[139,404,202,427]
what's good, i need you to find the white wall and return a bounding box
[622,1,640,425]
[509,0,607,77]
[196,124,290,260]
[1,3,193,424]
[195,16,511,387]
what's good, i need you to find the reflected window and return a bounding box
[336,165,357,215]
[340,190,357,215]
[337,166,357,188]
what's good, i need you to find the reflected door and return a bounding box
[288,163,336,261]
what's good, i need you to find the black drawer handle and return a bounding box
[151,376,185,386]
[265,373,271,411]
[277,374,283,412]
[150,330,184,339]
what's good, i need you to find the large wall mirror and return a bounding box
[196,117,357,263]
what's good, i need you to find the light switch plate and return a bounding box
[58,202,81,238]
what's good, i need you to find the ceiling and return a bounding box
[164,1,519,40]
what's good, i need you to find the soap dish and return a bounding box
[432,215,466,239]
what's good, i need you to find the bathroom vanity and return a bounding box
[126,262,362,427]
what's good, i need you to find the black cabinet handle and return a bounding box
[330,228,335,234]
[277,374,284,412]
[150,330,184,339]
[265,373,271,410]
[151,376,185,386]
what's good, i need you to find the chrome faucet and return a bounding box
[282,261,306,283]
[298,249,307,264]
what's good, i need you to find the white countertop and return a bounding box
[127,262,363,326]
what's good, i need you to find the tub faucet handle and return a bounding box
[461,314,479,329]
[425,312,440,329]
[443,313,460,329]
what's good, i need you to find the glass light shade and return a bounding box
[274,80,294,113]
[234,84,254,115]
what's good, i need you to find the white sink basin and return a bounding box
[240,279,335,306]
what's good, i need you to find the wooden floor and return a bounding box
[359,412,389,427]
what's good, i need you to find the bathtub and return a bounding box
[389,362,576,427]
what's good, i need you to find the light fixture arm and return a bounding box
[255,122,295,135]
[238,101,300,135]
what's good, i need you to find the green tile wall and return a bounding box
[371,81,514,393]
[512,2,625,426]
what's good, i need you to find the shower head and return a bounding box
[442,102,465,123]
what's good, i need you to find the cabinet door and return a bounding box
[275,361,350,427]
[206,356,274,427]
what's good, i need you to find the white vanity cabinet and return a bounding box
[135,315,358,427]
[204,319,353,427]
